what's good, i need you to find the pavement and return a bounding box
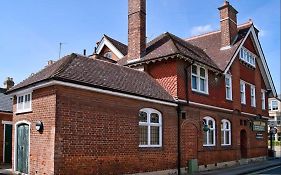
[194,158,281,175]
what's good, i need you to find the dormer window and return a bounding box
[240,47,256,67]
[103,52,112,59]
[191,65,208,94]
[17,92,32,113]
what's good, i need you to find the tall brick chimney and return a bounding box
[218,1,238,49]
[128,0,146,60]
[4,77,14,90]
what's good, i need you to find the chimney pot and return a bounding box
[48,60,55,65]
[4,77,14,90]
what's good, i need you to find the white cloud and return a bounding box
[190,24,213,36]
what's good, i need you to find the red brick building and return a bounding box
[0,78,14,165]
[7,0,277,174]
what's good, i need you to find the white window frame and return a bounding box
[270,100,279,111]
[203,116,216,146]
[240,47,256,67]
[240,81,246,104]
[16,92,32,113]
[225,74,232,100]
[139,108,162,148]
[191,65,209,94]
[221,119,231,146]
[250,85,256,107]
[261,90,266,110]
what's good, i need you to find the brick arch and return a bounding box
[181,121,199,166]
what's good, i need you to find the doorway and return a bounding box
[3,124,12,163]
[16,123,29,174]
[240,130,247,158]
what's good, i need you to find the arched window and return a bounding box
[203,116,216,146]
[221,119,231,145]
[103,51,112,59]
[139,108,162,147]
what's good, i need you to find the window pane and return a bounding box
[192,65,197,74]
[200,68,205,77]
[208,120,213,128]
[192,76,197,90]
[150,126,160,145]
[139,126,148,145]
[226,88,230,99]
[150,113,159,123]
[226,131,230,144]
[139,111,147,122]
[209,130,214,144]
[200,78,205,92]
[272,101,278,110]
[225,77,230,86]
[226,122,229,129]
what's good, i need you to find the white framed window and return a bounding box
[191,65,208,94]
[240,81,246,104]
[250,85,256,107]
[139,108,162,147]
[240,47,256,67]
[261,90,266,110]
[270,100,279,111]
[225,74,232,100]
[221,119,231,146]
[203,116,215,146]
[16,93,32,113]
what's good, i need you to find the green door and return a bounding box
[16,124,29,174]
[4,124,12,163]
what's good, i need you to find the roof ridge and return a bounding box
[51,53,77,78]
[104,34,127,47]
[186,21,253,41]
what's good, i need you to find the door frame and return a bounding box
[2,120,12,163]
[14,120,31,174]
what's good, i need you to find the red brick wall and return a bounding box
[0,113,12,164]
[180,105,268,166]
[12,87,57,174]
[54,85,178,174]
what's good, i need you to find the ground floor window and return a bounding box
[203,116,216,146]
[139,108,162,147]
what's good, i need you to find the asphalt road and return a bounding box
[248,165,281,175]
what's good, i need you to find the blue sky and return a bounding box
[0,0,280,94]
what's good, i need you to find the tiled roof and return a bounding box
[8,54,174,102]
[0,88,12,113]
[104,35,128,56]
[186,22,253,71]
[119,32,219,70]
[118,22,253,72]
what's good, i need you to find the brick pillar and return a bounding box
[232,58,241,111]
[218,1,238,48]
[128,0,146,60]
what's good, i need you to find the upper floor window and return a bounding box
[240,47,256,67]
[240,81,246,104]
[191,65,208,94]
[269,100,279,111]
[250,85,256,107]
[221,119,231,146]
[203,117,215,146]
[261,90,266,110]
[139,108,162,147]
[103,51,112,59]
[225,74,232,100]
[17,92,32,113]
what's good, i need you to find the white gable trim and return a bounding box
[224,26,276,97]
[96,36,124,59]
